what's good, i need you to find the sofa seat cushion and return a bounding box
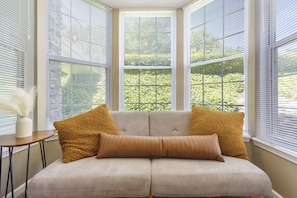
[151,156,272,197]
[27,157,151,198]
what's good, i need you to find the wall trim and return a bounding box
[272,189,283,198]
[252,137,297,165]
[243,133,251,143]
[1,179,31,198]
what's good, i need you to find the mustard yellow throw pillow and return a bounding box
[189,105,248,160]
[54,104,119,163]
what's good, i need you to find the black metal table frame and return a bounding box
[0,140,47,198]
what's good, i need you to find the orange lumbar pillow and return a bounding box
[161,133,224,162]
[97,133,163,158]
[96,133,224,162]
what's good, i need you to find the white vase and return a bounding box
[16,116,33,138]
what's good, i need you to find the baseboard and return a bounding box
[2,179,31,198]
[272,189,283,198]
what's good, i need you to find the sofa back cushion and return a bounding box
[149,111,191,136]
[110,111,149,136]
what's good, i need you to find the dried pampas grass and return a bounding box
[0,87,37,117]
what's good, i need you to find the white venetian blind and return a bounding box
[256,0,297,153]
[0,0,35,135]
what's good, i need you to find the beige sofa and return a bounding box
[27,111,272,198]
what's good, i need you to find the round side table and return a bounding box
[0,130,57,198]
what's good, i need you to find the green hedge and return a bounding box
[124,54,171,66]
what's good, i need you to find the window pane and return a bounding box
[124,69,172,111]
[190,58,244,112]
[190,0,244,63]
[205,0,223,22]
[224,0,244,15]
[223,58,244,112]
[205,39,223,60]
[205,19,223,39]
[49,61,106,121]
[190,66,203,105]
[124,14,172,67]
[190,26,204,63]
[275,41,297,150]
[124,17,140,66]
[191,9,204,28]
[49,0,108,64]
[224,33,244,56]
[224,10,244,37]
[276,0,297,42]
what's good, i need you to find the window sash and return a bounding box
[47,0,111,126]
[120,11,176,111]
[184,0,245,112]
[256,0,297,153]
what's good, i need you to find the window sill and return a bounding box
[243,133,251,143]
[252,137,297,165]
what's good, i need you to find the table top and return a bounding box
[0,130,58,147]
